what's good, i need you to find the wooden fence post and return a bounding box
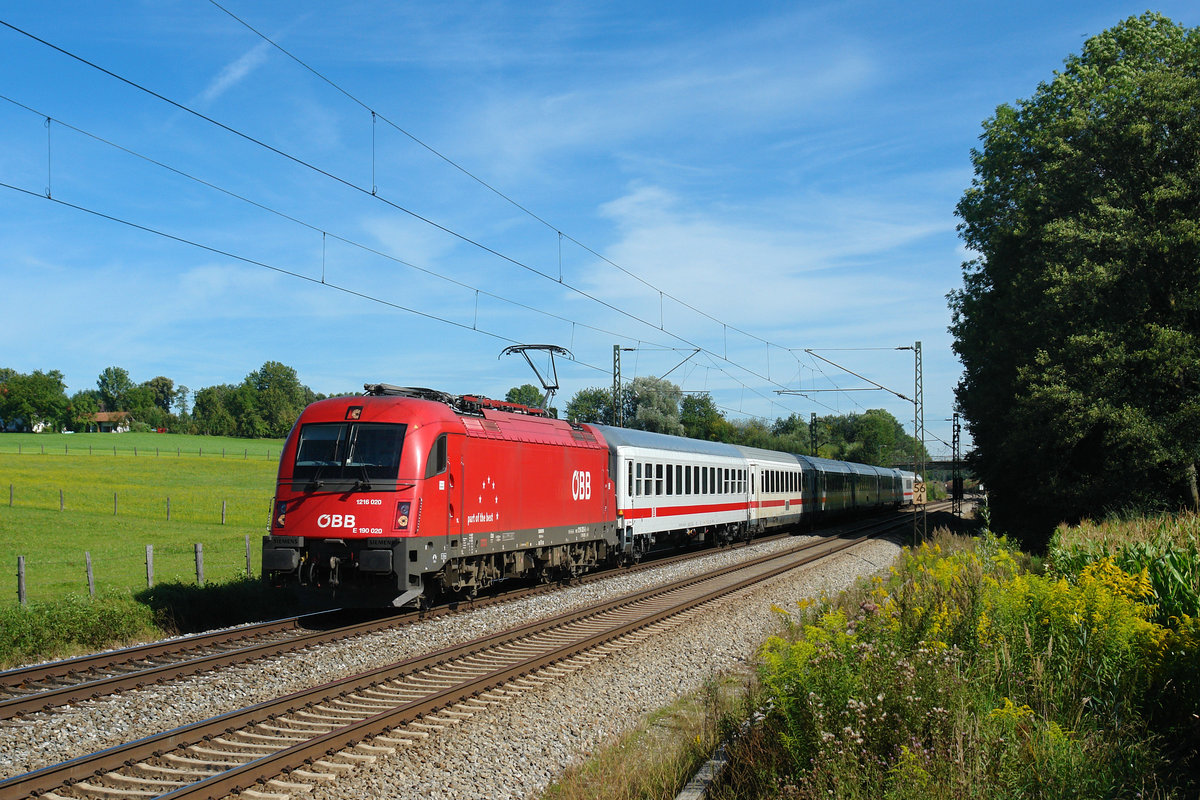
[167,496,171,522]
[59,489,64,511]
[146,545,154,588]
[114,492,118,516]
[222,500,227,525]
[194,543,204,586]
[245,535,252,576]
[85,551,95,597]
[17,556,26,606]
[9,484,13,507]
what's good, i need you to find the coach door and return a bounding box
[747,462,758,526]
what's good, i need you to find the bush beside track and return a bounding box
[707,515,1200,800]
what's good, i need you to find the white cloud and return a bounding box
[196,39,273,107]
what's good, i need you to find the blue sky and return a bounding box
[2,2,1195,457]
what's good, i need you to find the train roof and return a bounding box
[587,424,742,459]
[731,444,809,467]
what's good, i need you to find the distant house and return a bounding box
[93,411,132,433]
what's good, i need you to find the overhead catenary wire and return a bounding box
[0,15,938,437]
[197,7,874,390]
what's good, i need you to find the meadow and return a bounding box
[0,432,283,604]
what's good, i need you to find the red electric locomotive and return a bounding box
[262,386,617,607]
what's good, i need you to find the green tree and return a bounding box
[681,393,730,441]
[565,387,614,425]
[950,13,1200,542]
[504,383,544,408]
[627,376,684,436]
[244,361,312,438]
[97,366,134,411]
[173,385,191,417]
[0,370,70,431]
[68,389,100,431]
[192,384,238,436]
[144,376,175,412]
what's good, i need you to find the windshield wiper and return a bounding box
[306,463,327,492]
[353,463,373,491]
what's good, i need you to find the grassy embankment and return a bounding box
[0,432,319,667]
[543,513,1200,800]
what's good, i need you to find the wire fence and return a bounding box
[0,442,275,460]
[10,537,261,605]
[5,484,272,526]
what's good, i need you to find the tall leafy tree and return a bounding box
[627,376,684,436]
[245,361,312,438]
[950,13,1200,542]
[564,387,614,425]
[504,384,544,408]
[0,370,70,431]
[144,376,175,412]
[96,366,134,411]
[681,393,729,441]
[192,384,238,436]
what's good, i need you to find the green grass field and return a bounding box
[0,433,283,605]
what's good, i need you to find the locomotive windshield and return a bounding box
[292,422,407,485]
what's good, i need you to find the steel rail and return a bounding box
[0,514,913,800]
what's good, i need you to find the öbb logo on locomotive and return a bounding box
[261,384,916,608]
[571,469,592,501]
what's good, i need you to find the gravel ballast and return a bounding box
[0,534,903,795]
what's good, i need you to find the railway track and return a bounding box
[1,510,912,721]
[0,512,918,800]
[0,533,800,721]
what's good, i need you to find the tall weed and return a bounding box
[749,528,1190,798]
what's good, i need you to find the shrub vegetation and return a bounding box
[717,519,1200,799]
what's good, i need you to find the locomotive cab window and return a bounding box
[293,421,406,484]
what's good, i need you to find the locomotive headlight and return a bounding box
[394,501,411,531]
[274,500,287,529]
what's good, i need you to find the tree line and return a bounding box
[2,365,923,468]
[0,362,341,439]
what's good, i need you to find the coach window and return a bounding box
[635,462,643,496]
[654,463,663,495]
[424,434,447,478]
[666,463,674,495]
[627,461,634,497]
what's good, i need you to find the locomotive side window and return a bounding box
[424,434,447,478]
